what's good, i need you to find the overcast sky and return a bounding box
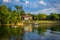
[0,0,60,14]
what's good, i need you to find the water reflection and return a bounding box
[0,24,60,40]
[0,25,24,40]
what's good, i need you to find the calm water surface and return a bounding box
[0,24,60,40]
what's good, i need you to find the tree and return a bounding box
[8,7,12,12]
[0,5,11,24]
[0,5,24,24]
[50,13,59,20]
[38,14,47,20]
[33,15,39,20]
[58,14,60,20]
[15,5,25,15]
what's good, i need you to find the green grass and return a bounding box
[34,20,60,24]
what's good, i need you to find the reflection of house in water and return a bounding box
[24,24,32,32]
[22,14,32,21]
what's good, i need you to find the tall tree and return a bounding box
[38,14,47,20]
[0,5,11,24]
[50,13,59,20]
[15,5,25,15]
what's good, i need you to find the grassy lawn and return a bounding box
[35,20,60,24]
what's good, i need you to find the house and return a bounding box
[22,14,32,21]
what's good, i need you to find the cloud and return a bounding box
[37,8,60,14]
[3,0,9,2]
[24,1,39,8]
[31,4,60,14]
[39,0,46,5]
[25,1,29,4]
[3,0,20,2]
[40,7,56,13]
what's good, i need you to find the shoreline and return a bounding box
[0,21,60,26]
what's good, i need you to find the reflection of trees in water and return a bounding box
[37,27,47,34]
[0,24,60,40]
[0,25,11,40]
[0,25,11,35]
[32,24,60,34]
[50,25,60,32]
[11,27,24,40]
[37,26,47,35]
[0,25,24,40]
[32,25,47,34]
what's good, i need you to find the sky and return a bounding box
[0,0,60,14]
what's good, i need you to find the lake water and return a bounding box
[0,24,60,40]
